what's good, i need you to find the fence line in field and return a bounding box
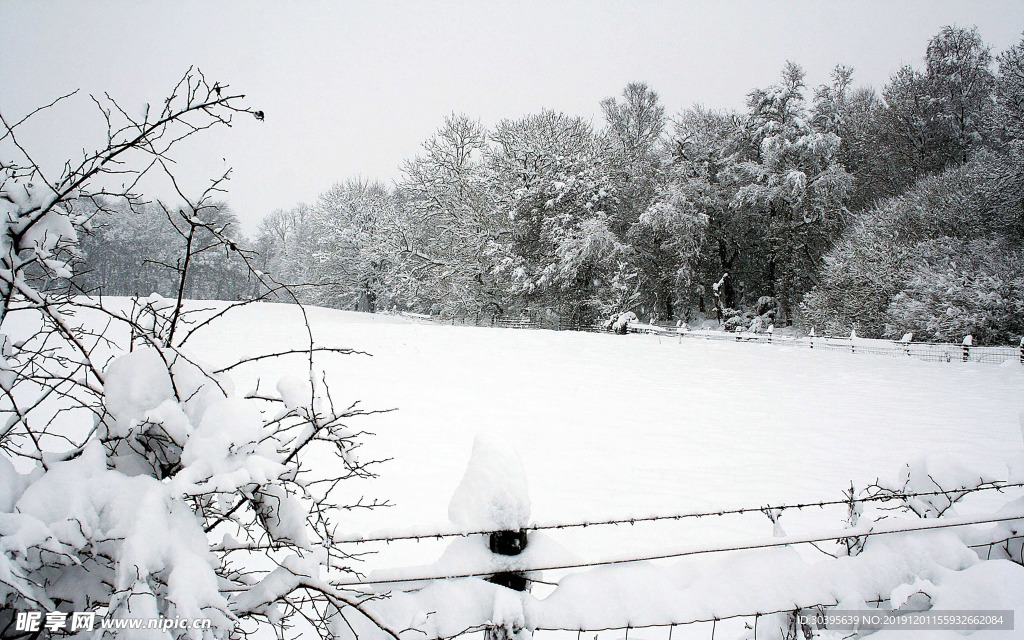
[336,476,1024,638]
[532,603,840,639]
[462,596,903,640]
[678,329,1022,365]
[334,509,1024,588]
[400,312,1024,366]
[410,586,1017,640]
[330,482,1024,545]
[353,509,1023,640]
[431,601,844,640]
[330,450,1023,640]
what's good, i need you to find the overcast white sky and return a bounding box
[2,1,1023,235]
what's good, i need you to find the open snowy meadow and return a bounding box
[185,301,1024,639]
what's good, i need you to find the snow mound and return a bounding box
[448,434,531,531]
[181,397,264,468]
[103,347,176,438]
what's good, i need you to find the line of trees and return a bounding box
[77,26,1024,344]
[75,198,253,300]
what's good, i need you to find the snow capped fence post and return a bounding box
[488,529,530,591]
[449,435,532,640]
[962,334,973,362]
[899,332,914,357]
[809,327,815,349]
[1019,336,1023,365]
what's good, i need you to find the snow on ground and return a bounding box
[187,303,1024,550]
[181,302,1024,636]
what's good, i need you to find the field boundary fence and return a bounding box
[331,479,1024,640]
[672,329,1023,365]
[398,312,1024,366]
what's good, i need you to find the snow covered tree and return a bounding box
[729,62,852,323]
[812,66,898,210]
[925,25,995,164]
[169,201,252,301]
[600,82,665,237]
[487,110,622,322]
[994,33,1024,145]
[798,207,912,337]
[629,181,709,319]
[877,26,995,184]
[396,114,505,317]
[251,203,316,300]
[879,65,952,181]
[600,83,702,320]
[0,70,398,640]
[301,178,401,312]
[75,198,183,296]
[76,198,252,301]
[800,148,1024,339]
[634,106,748,317]
[885,237,1024,344]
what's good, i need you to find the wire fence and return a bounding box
[338,509,1024,588]
[349,493,1024,640]
[325,472,1024,640]
[382,311,1024,639]
[426,590,1017,640]
[430,603,846,640]
[652,327,1021,365]
[399,312,1024,366]
[331,482,1024,545]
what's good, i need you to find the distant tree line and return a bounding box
[76,26,1024,344]
[74,198,254,301]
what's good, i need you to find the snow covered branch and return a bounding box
[0,71,397,640]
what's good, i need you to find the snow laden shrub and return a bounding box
[0,71,397,639]
[800,150,1024,338]
[884,237,1024,344]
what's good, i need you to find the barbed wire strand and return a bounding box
[331,482,1024,545]
[532,601,834,633]
[332,510,1024,587]
[420,596,899,640]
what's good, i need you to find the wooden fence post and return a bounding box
[899,332,913,357]
[450,435,532,640]
[1019,337,1023,365]
[487,529,529,592]
[483,528,529,640]
[962,335,973,362]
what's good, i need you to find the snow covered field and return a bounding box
[194,303,1024,528]
[182,302,1024,638]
